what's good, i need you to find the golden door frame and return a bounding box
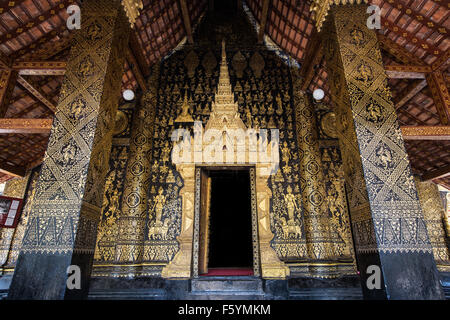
[192,166,260,277]
[161,163,290,279]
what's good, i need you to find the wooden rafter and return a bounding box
[0,118,53,134]
[12,61,67,76]
[16,76,56,113]
[385,65,431,78]
[0,69,18,117]
[432,49,450,72]
[179,0,194,44]
[426,71,450,125]
[0,162,26,178]
[0,50,12,69]
[258,0,271,43]
[129,32,150,77]
[377,34,425,65]
[395,79,428,110]
[401,125,450,140]
[300,31,323,91]
[423,164,450,181]
[126,48,147,92]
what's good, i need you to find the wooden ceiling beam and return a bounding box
[12,61,67,76]
[425,71,450,125]
[16,76,56,113]
[0,69,18,117]
[401,125,450,140]
[0,118,52,134]
[395,79,428,109]
[0,50,13,69]
[179,0,194,44]
[126,48,147,92]
[431,49,450,72]
[0,162,26,178]
[258,0,271,43]
[385,65,431,78]
[422,164,450,181]
[300,31,323,91]
[377,34,425,66]
[129,32,150,77]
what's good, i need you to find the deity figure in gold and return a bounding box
[281,141,291,164]
[151,187,167,226]
[284,186,299,222]
[175,93,194,123]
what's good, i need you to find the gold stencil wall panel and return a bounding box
[415,179,450,271]
[0,173,31,269]
[94,145,129,263]
[1,170,40,270]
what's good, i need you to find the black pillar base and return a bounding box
[357,251,444,300]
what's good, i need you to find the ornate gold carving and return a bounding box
[310,0,369,31]
[320,111,338,139]
[163,41,289,279]
[249,51,264,78]
[121,0,143,27]
[202,50,217,78]
[113,110,128,135]
[232,51,247,78]
[184,50,199,78]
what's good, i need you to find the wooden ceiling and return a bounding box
[0,0,449,189]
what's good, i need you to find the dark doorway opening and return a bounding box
[206,169,253,272]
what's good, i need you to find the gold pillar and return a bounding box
[415,178,450,272]
[292,83,338,262]
[115,64,160,263]
[323,4,444,299]
[8,0,130,299]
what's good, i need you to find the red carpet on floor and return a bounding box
[200,268,254,276]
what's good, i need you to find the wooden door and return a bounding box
[198,169,212,275]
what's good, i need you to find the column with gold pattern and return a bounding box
[8,0,130,299]
[114,65,160,265]
[322,4,444,299]
[291,81,340,267]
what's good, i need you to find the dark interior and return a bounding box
[207,169,253,269]
[213,0,238,15]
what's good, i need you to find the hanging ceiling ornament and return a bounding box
[121,0,144,28]
[310,0,368,32]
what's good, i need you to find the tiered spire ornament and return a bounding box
[205,40,247,132]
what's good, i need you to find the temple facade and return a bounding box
[0,0,449,300]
